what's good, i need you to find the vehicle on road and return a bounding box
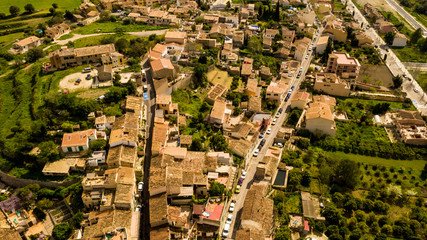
[275,111,280,118]
[260,139,266,147]
[238,178,243,185]
[278,108,283,114]
[414,88,419,93]
[235,185,240,194]
[229,202,235,212]
[86,74,91,80]
[82,67,91,73]
[241,171,247,179]
[285,92,291,101]
[223,223,230,238]
[136,205,142,211]
[403,74,407,78]
[259,133,264,138]
[272,118,277,125]
[138,182,144,191]
[291,86,295,91]
[305,53,310,59]
[267,128,271,134]
[143,85,148,92]
[253,148,259,157]
[226,214,233,225]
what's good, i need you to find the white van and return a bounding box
[223,223,230,238]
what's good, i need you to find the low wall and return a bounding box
[0,170,80,189]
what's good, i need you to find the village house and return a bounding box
[392,32,408,47]
[374,19,395,34]
[240,183,274,236]
[316,35,329,54]
[209,100,230,127]
[107,145,137,168]
[323,20,347,42]
[61,129,102,153]
[45,23,71,40]
[326,51,360,78]
[125,96,144,118]
[165,31,187,45]
[314,72,351,97]
[245,78,259,97]
[206,83,228,105]
[294,37,311,61]
[290,91,311,109]
[49,44,120,69]
[363,3,383,20]
[391,110,427,146]
[42,158,85,176]
[10,36,43,54]
[355,31,374,47]
[150,58,176,80]
[97,65,113,82]
[303,95,337,136]
[156,94,178,115]
[266,81,288,102]
[149,43,168,61]
[86,150,107,166]
[95,115,116,130]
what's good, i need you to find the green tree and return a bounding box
[27,47,44,62]
[210,133,228,151]
[322,39,333,63]
[24,4,35,13]
[421,162,427,180]
[209,181,225,196]
[33,207,46,221]
[225,1,231,10]
[392,75,403,88]
[410,28,423,45]
[384,31,396,45]
[190,138,204,151]
[274,3,281,21]
[274,225,291,240]
[64,10,74,20]
[248,36,262,53]
[37,141,60,165]
[89,139,107,151]
[52,3,58,8]
[296,137,310,150]
[36,198,54,210]
[69,211,84,228]
[301,170,311,187]
[115,38,130,53]
[52,222,72,240]
[332,159,361,190]
[9,5,20,16]
[61,122,73,132]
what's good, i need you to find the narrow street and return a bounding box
[140,61,156,240]
[226,26,323,238]
[346,0,427,115]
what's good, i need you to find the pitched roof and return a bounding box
[150,58,174,72]
[14,36,41,47]
[165,31,187,39]
[210,100,227,120]
[306,102,334,121]
[291,91,311,102]
[313,95,336,107]
[246,78,258,93]
[62,129,96,147]
[156,94,172,105]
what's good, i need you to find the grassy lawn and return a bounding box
[0,0,80,14]
[285,193,302,213]
[334,2,346,10]
[58,33,74,40]
[391,47,427,63]
[73,33,140,48]
[336,98,416,119]
[207,68,233,89]
[409,70,427,92]
[171,89,204,116]
[0,32,23,48]
[380,11,413,36]
[325,152,425,170]
[74,22,167,35]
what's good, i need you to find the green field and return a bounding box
[73,33,140,48]
[392,47,427,63]
[325,152,426,170]
[74,22,167,35]
[0,0,80,14]
[0,32,23,48]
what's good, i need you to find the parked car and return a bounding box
[253,148,259,157]
[143,85,148,92]
[267,128,271,134]
[235,185,240,194]
[278,108,283,114]
[229,202,235,212]
[241,170,247,179]
[223,223,230,238]
[238,178,243,185]
[414,88,419,93]
[82,67,91,73]
[136,205,142,211]
[272,118,277,125]
[260,139,266,146]
[259,133,264,138]
[138,182,143,191]
[226,214,233,224]
[86,74,91,80]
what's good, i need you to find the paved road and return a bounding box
[384,0,427,37]
[140,61,156,240]
[225,27,323,239]
[346,0,427,114]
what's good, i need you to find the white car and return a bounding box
[253,149,259,157]
[266,128,271,134]
[138,182,144,191]
[229,202,235,212]
[223,223,230,238]
[241,171,247,179]
[414,88,419,93]
[272,118,277,125]
[226,213,233,224]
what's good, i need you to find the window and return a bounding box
[67,147,72,152]
[78,146,84,151]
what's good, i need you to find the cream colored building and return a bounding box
[304,96,337,136]
[326,51,360,78]
[314,73,350,97]
[323,21,347,42]
[290,91,311,109]
[316,35,329,54]
[392,33,408,47]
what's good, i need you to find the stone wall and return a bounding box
[0,170,80,189]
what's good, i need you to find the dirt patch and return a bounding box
[59,69,97,92]
[207,68,233,88]
[77,88,109,99]
[357,64,393,87]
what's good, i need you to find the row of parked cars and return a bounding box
[222,171,247,238]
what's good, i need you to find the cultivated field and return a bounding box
[207,68,233,88]
[0,0,80,13]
